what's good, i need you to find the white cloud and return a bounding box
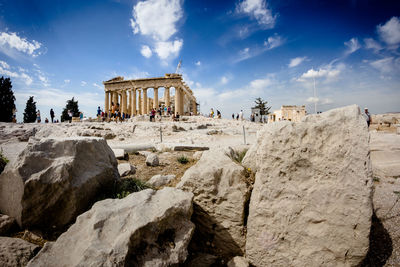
[38,75,49,87]
[81,81,87,86]
[64,79,70,84]
[377,16,400,46]
[344,37,360,54]
[130,0,182,41]
[195,61,201,66]
[370,57,400,74]
[298,64,344,81]
[264,34,284,50]
[288,56,307,68]
[221,76,229,84]
[0,63,33,86]
[140,45,152,58]
[0,60,10,69]
[237,0,276,28]
[154,39,183,60]
[93,82,103,90]
[0,32,42,57]
[307,97,332,105]
[130,0,184,60]
[364,38,382,51]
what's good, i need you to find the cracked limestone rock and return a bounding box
[27,187,194,267]
[177,149,250,258]
[0,237,40,267]
[0,137,119,229]
[245,105,373,267]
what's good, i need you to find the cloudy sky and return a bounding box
[0,0,399,121]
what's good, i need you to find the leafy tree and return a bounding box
[254,97,271,116]
[23,96,37,123]
[61,97,80,122]
[0,76,16,122]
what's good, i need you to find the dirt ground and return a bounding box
[118,150,199,187]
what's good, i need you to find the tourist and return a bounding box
[45,118,49,123]
[97,106,101,117]
[167,106,171,115]
[217,110,221,119]
[111,102,116,118]
[150,108,156,122]
[50,108,55,123]
[210,108,214,118]
[239,110,243,121]
[232,113,234,119]
[173,112,180,121]
[68,110,72,123]
[36,110,41,123]
[236,113,239,120]
[364,108,371,127]
[79,112,83,121]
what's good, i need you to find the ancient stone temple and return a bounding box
[268,105,306,122]
[103,74,198,116]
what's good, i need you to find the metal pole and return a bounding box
[160,126,163,143]
[243,125,246,145]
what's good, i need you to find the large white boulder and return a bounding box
[177,149,250,258]
[0,214,16,235]
[27,187,194,267]
[148,174,175,187]
[0,137,119,229]
[117,163,136,177]
[245,105,373,266]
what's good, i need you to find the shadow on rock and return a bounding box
[360,212,392,267]
[183,203,243,266]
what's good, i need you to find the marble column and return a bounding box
[142,88,148,115]
[154,87,159,109]
[175,87,181,116]
[179,90,184,115]
[192,100,197,115]
[131,88,136,115]
[148,98,151,113]
[138,89,142,115]
[165,87,170,107]
[105,91,109,115]
[123,90,127,115]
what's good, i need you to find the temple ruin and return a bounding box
[103,74,198,116]
[268,105,306,122]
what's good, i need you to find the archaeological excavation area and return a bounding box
[0,105,399,266]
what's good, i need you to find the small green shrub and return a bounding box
[226,148,248,164]
[373,177,380,182]
[96,178,150,201]
[177,155,189,164]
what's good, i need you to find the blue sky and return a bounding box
[0,0,399,121]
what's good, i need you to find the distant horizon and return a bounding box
[0,0,399,123]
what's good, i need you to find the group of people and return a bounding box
[36,108,59,123]
[209,108,221,119]
[232,110,244,121]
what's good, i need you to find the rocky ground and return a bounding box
[0,107,399,266]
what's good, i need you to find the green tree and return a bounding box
[23,96,37,123]
[0,76,16,122]
[61,97,80,122]
[254,97,271,116]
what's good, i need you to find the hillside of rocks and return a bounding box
[0,105,399,266]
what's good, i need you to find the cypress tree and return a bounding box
[0,76,16,122]
[61,97,80,122]
[23,96,37,123]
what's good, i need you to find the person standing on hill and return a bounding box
[50,108,55,123]
[36,110,41,123]
[364,108,371,127]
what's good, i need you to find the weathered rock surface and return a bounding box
[0,237,40,267]
[227,256,249,267]
[146,153,159,166]
[148,174,175,187]
[177,149,250,258]
[0,214,16,235]
[28,187,194,267]
[0,137,119,229]
[245,105,373,267]
[117,163,136,177]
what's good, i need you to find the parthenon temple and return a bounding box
[103,73,198,116]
